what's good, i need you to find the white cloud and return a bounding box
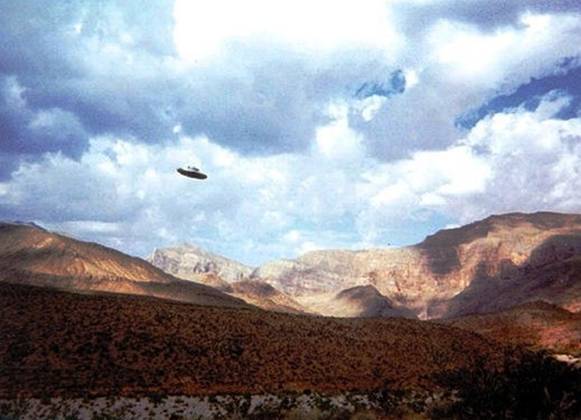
[426,12,581,89]
[173,0,401,63]
[2,91,580,264]
[354,92,581,241]
[314,102,366,162]
[403,69,419,89]
[354,9,581,161]
[450,97,581,221]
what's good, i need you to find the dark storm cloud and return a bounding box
[0,75,89,178]
[0,1,175,76]
[0,0,177,178]
[0,76,86,150]
[0,0,348,172]
[0,2,81,76]
[20,76,176,143]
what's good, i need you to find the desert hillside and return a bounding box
[0,281,504,399]
[0,222,248,309]
[228,279,306,313]
[444,301,581,356]
[1,221,580,418]
[300,285,417,319]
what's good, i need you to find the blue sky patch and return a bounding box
[355,70,406,100]
[457,63,581,129]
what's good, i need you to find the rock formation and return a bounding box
[148,244,252,283]
[253,212,581,318]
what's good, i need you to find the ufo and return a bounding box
[177,166,208,180]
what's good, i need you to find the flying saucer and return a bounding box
[177,166,208,180]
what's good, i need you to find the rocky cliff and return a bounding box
[255,212,581,318]
[148,244,253,283]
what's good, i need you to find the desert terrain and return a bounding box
[0,213,580,418]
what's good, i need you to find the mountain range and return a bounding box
[1,213,580,344]
[148,244,252,283]
[150,212,581,319]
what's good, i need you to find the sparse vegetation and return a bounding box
[432,348,581,419]
[445,301,581,356]
[1,282,579,419]
[0,282,505,400]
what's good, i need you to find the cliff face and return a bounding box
[148,245,253,283]
[252,253,366,297]
[0,222,249,309]
[148,247,306,312]
[253,212,581,318]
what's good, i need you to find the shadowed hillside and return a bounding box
[229,279,306,313]
[441,233,581,318]
[300,285,417,319]
[251,212,581,318]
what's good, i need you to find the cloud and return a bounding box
[425,13,581,89]
[450,95,581,221]
[0,100,370,263]
[0,75,90,177]
[393,0,581,32]
[2,0,580,167]
[0,0,406,172]
[173,0,401,62]
[348,8,581,163]
[1,0,581,264]
[2,91,579,265]
[355,93,581,238]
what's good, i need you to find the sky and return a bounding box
[0,0,580,266]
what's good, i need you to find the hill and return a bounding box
[444,301,581,356]
[228,279,306,313]
[0,222,248,309]
[300,285,417,318]
[0,282,504,399]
